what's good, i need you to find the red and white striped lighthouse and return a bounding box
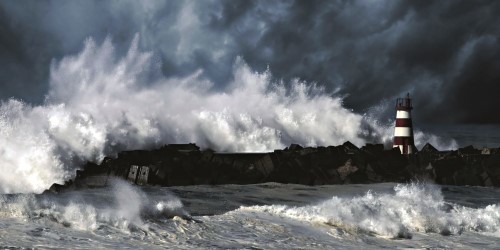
[393,93,415,154]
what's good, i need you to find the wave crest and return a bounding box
[236,183,500,238]
[0,36,454,193]
[0,179,187,231]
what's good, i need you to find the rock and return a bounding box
[43,142,500,193]
[342,141,360,154]
[361,144,384,155]
[484,154,500,186]
[337,159,358,181]
[481,172,494,187]
[458,145,481,156]
[45,180,73,194]
[421,143,438,153]
[287,144,303,151]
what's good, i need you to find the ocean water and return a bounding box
[1,36,499,249]
[1,181,499,249]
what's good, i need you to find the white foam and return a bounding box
[236,183,500,238]
[0,36,453,193]
[0,180,187,231]
[414,130,458,151]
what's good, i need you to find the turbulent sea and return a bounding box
[1,181,499,249]
[1,37,500,249]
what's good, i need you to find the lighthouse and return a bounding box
[393,93,415,154]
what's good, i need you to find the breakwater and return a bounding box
[47,142,500,192]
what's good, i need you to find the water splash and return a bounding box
[236,183,500,238]
[0,36,453,193]
[0,179,187,231]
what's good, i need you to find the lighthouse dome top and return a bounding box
[396,92,413,111]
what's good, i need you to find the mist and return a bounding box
[0,36,457,193]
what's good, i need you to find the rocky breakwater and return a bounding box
[46,142,500,193]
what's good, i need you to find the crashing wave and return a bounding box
[235,183,500,238]
[0,36,456,193]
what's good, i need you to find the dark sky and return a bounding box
[1,0,499,124]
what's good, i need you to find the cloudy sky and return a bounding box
[1,0,499,124]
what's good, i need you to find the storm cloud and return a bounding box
[0,0,499,124]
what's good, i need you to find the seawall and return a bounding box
[46,142,500,193]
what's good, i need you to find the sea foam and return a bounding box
[0,36,456,193]
[0,179,186,231]
[236,183,500,238]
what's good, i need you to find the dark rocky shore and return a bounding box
[47,142,500,193]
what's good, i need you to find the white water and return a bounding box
[237,183,500,239]
[0,36,456,193]
[0,183,498,249]
[0,179,187,232]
